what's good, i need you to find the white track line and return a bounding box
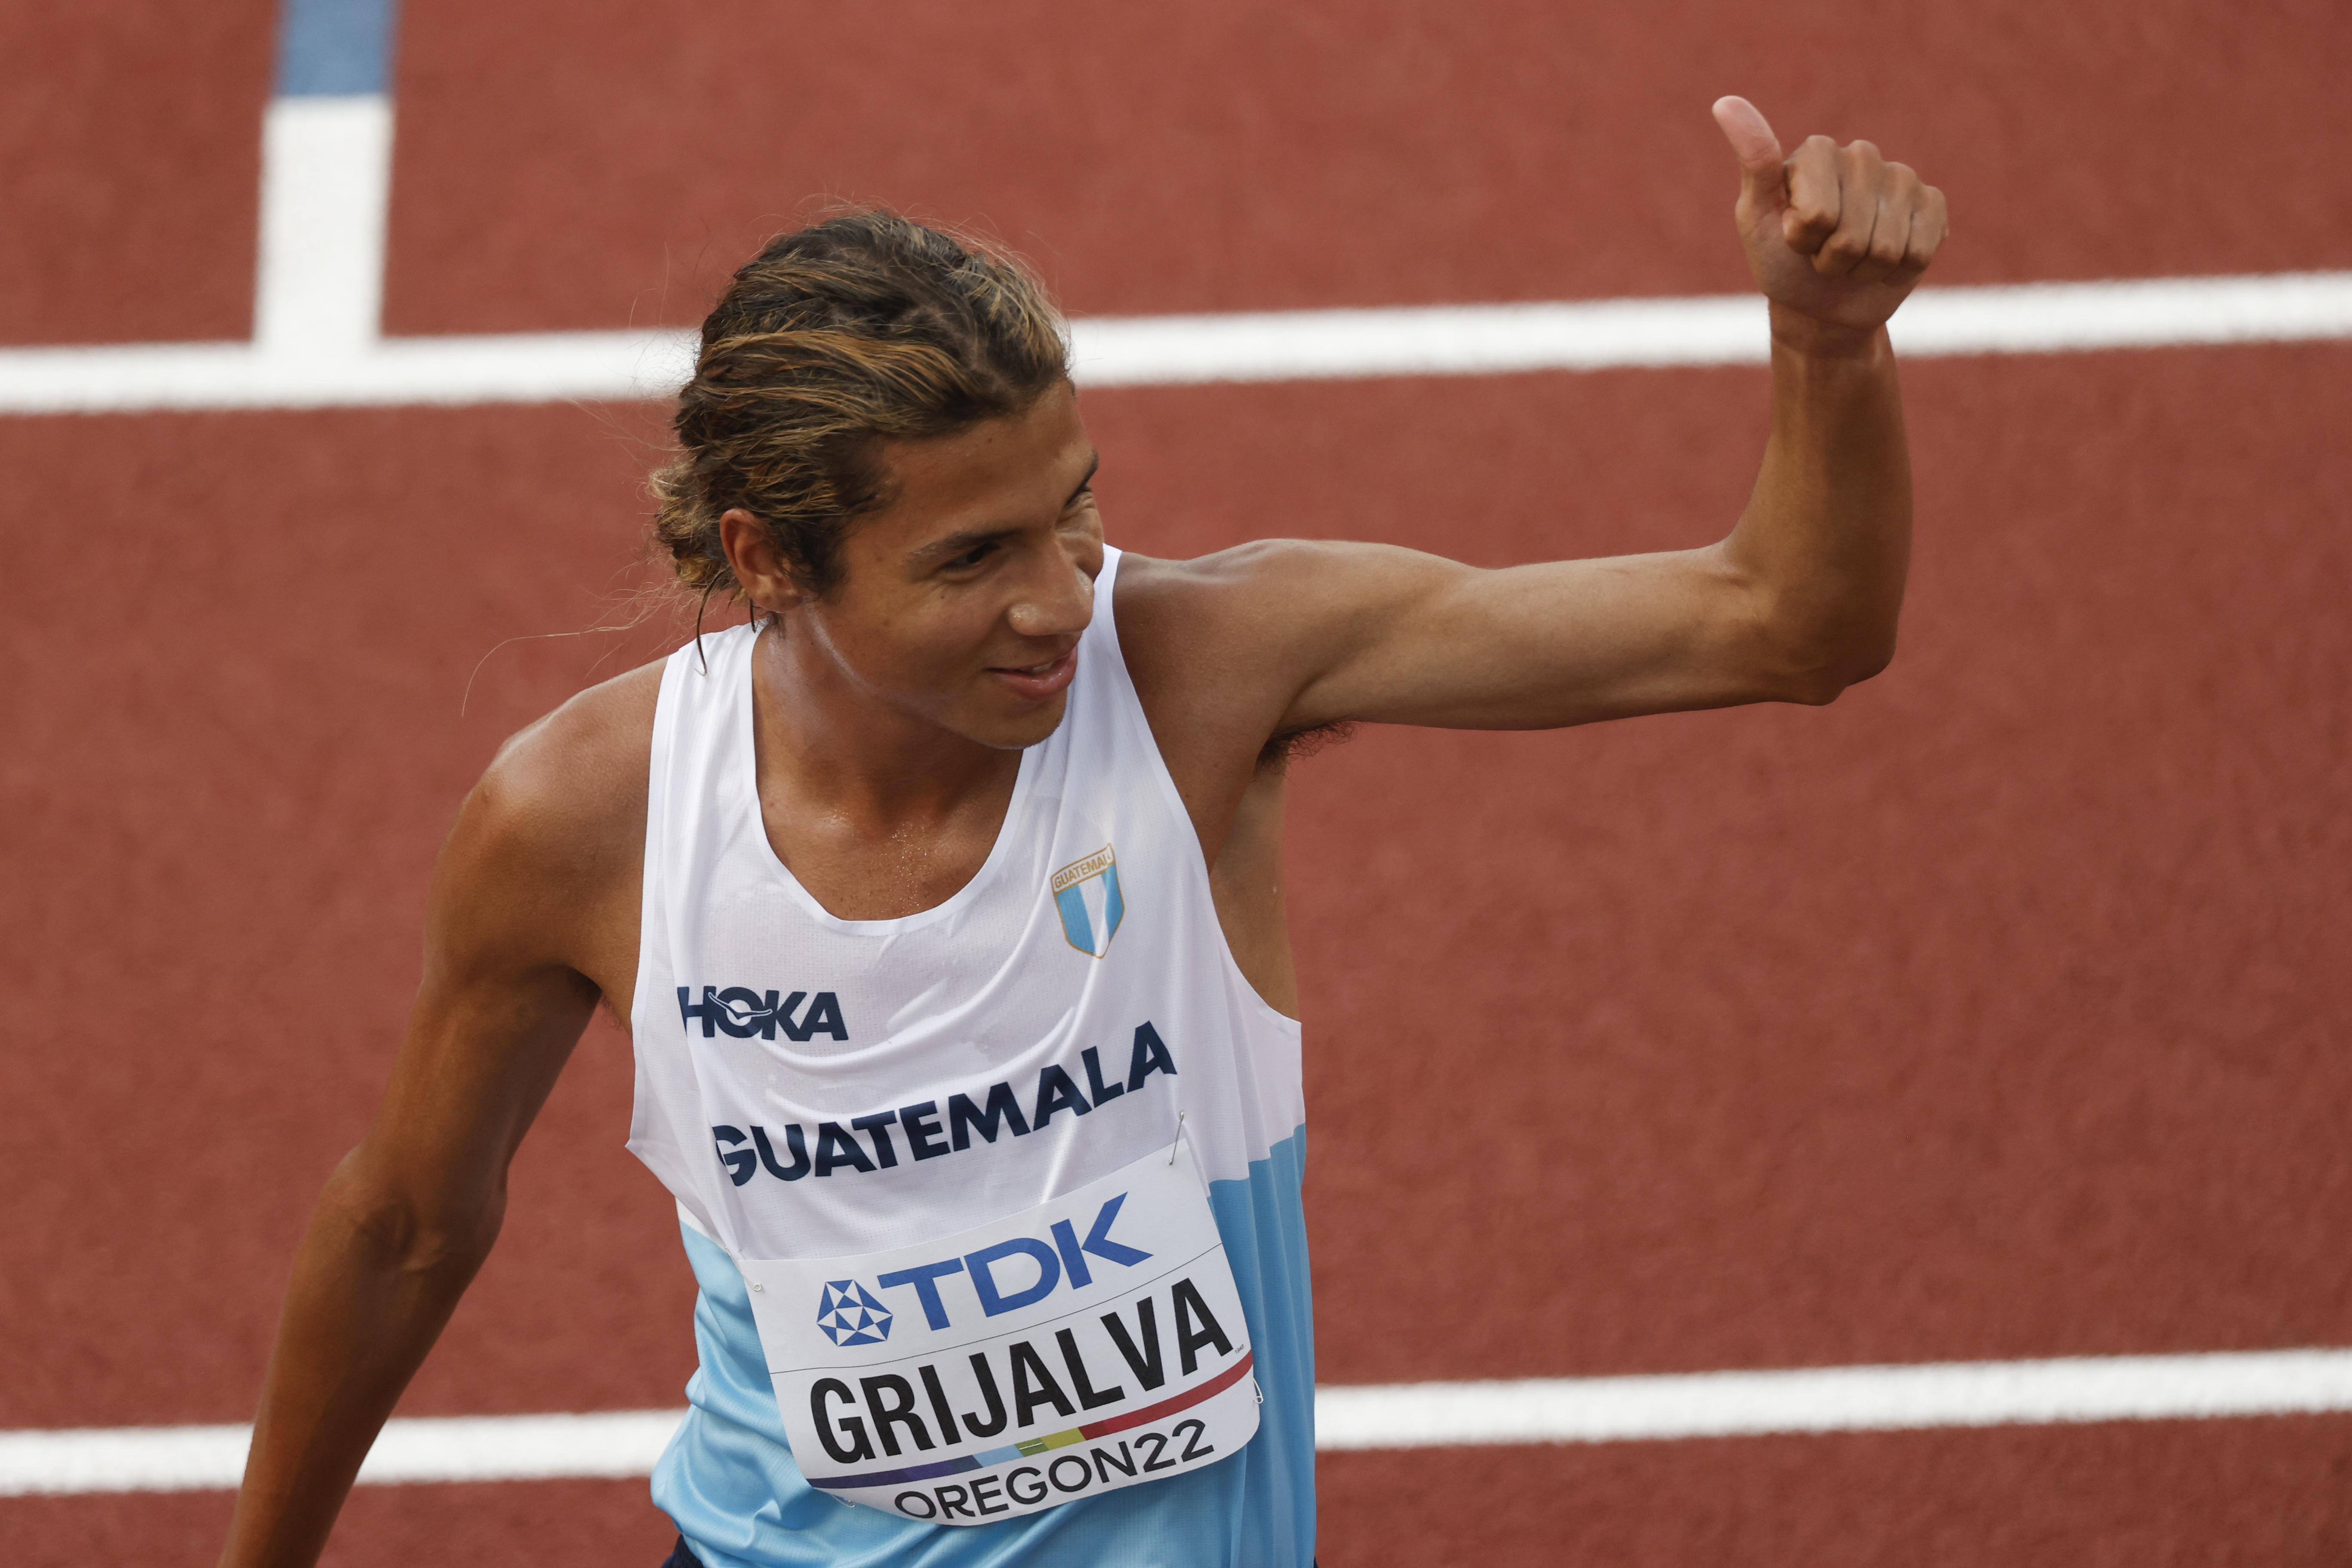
[1,272,2349,416]
[0,330,694,415]
[1074,270,2352,384]
[254,96,394,358]
[1311,1348,2352,1449]
[5,1349,2347,1498]
[0,1408,684,1499]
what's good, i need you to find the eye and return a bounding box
[946,540,996,570]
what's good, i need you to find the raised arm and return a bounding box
[218,680,651,1568]
[1136,97,1947,740]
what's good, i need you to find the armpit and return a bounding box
[1256,721,1357,772]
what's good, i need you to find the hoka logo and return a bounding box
[677,986,849,1042]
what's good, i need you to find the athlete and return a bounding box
[220,98,1945,1566]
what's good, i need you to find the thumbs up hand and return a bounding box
[1712,96,1948,339]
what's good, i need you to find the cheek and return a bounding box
[831,603,995,693]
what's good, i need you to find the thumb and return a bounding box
[1712,95,1786,211]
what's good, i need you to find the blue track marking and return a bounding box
[275,0,401,97]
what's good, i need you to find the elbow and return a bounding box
[1760,626,1899,707]
[1817,633,1899,701]
[1712,554,1902,708]
[327,1148,505,1281]
[1842,632,1899,687]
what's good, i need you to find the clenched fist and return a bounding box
[1712,96,1949,339]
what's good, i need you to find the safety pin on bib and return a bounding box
[1168,1109,1186,1164]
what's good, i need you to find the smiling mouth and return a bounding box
[989,646,1078,700]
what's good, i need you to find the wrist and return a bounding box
[1767,303,1890,362]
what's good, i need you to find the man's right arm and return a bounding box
[218,673,654,1568]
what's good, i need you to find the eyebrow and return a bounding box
[911,451,1101,564]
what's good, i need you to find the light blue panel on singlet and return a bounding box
[656,1127,1315,1568]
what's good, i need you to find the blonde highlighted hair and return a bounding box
[650,210,1069,598]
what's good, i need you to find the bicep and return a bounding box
[1273,540,1818,733]
[350,784,604,1233]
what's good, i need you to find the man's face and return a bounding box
[793,380,1104,751]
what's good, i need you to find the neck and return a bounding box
[749,616,1021,833]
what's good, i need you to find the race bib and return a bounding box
[737,1138,1260,1523]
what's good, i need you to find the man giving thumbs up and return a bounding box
[221,101,1946,1568]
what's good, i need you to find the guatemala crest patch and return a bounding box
[814,1280,893,1347]
[1050,844,1124,959]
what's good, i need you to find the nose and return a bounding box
[1004,541,1096,642]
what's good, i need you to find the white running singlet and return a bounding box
[626,548,1315,1567]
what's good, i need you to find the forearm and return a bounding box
[219,1152,499,1568]
[1717,307,1914,693]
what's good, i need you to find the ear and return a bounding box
[719,508,810,614]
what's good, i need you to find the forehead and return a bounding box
[863,381,1090,546]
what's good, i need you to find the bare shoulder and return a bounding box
[1113,546,1298,750]
[472,660,662,852]
[432,659,665,984]
[1118,538,1429,628]
[1115,540,1460,743]
[1119,538,1460,651]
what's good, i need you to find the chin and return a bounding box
[972,694,1071,751]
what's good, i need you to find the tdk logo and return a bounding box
[860,1193,1153,1334]
[678,986,848,1042]
[817,1280,894,1348]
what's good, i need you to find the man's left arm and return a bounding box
[1230,97,1947,736]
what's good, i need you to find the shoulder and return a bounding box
[442,658,666,922]
[1113,541,1461,735]
[483,658,664,804]
[1111,547,1296,742]
[1116,539,1457,650]
[1114,539,1349,621]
